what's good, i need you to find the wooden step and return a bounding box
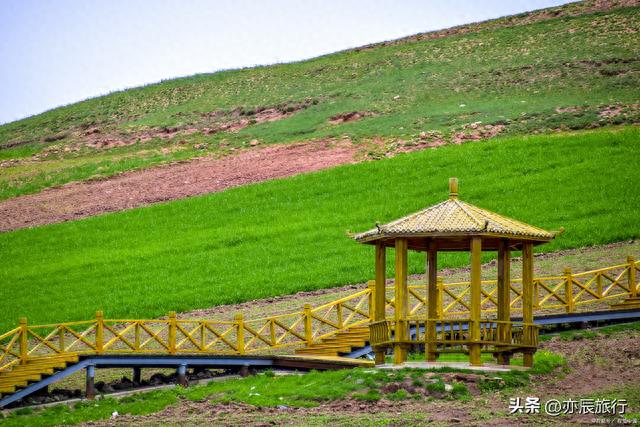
[321,340,366,347]
[332,335,368,341]
[25,355,78,364]
[296,325,371,357]
[296,348,350,355]
[0,385,16,394]
[344,327,369,333]
[327,331,367,337]
[301,344,352,351]
[0,373,43,384]
[296,350,339,357]
[315,336,368,343]
[0,366,55,375]
[0,380,27,389]
[333,334,369,340]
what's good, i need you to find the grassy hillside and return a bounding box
[0,126,638,331]
[0,2,639,200]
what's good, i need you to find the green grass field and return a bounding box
[0,126,638,331]
[0,3,638,199]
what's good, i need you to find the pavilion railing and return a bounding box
[0,257,637,373]
[369,318,539,352]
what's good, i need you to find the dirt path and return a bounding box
[0,141,360,232]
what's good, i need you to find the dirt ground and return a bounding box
[0,140,360,232]
[77,332,640,426]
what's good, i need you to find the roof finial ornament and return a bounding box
[449,177,459,199]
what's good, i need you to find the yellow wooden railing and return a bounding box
[0,256,637,373]
[401,256,639,317]
[0,287,372,373]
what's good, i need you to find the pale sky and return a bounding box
[0,0,571,125]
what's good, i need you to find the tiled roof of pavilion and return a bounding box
[353,178,555,243]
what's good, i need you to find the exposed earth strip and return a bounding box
[0,141,359,232]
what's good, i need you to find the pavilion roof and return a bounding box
[353,178,556,246]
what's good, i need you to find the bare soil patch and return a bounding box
[30,100,317,155]
[0,140,359,232]
[537,332,640,396]
[328,111,373,124]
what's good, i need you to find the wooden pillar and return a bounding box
[374,243,387,365]
[522,243,535,368]
[426,240,438,362]
[393,238,408,365]
[496,240,511,365]
[367,280,376,321]
[469,237,482,366]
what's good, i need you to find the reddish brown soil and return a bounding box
[0,140,359,232]
[328,111,373,124]
[536,332,640,396]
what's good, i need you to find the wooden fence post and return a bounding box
[628,256,637,298]
[270,318,276,345]
[564,267,574,313]
[95,311,104,354]
[59,326,65,353]
[304,304,313,345]
[168,312,177,354]
[235,314,245,355]
[19,317,28,365]
[367,280,376,321]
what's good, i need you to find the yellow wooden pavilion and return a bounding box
[353,178,557,367]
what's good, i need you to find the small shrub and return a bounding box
[13,407,33,416]
[386,389,409,401]
[353,389,381,402]
[451,382,469,398]
[263,369,275,378]
[531,350,567,375]
[426,381,446,393]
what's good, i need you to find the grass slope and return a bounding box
[0,3,638,199]
[0,126,638,331]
